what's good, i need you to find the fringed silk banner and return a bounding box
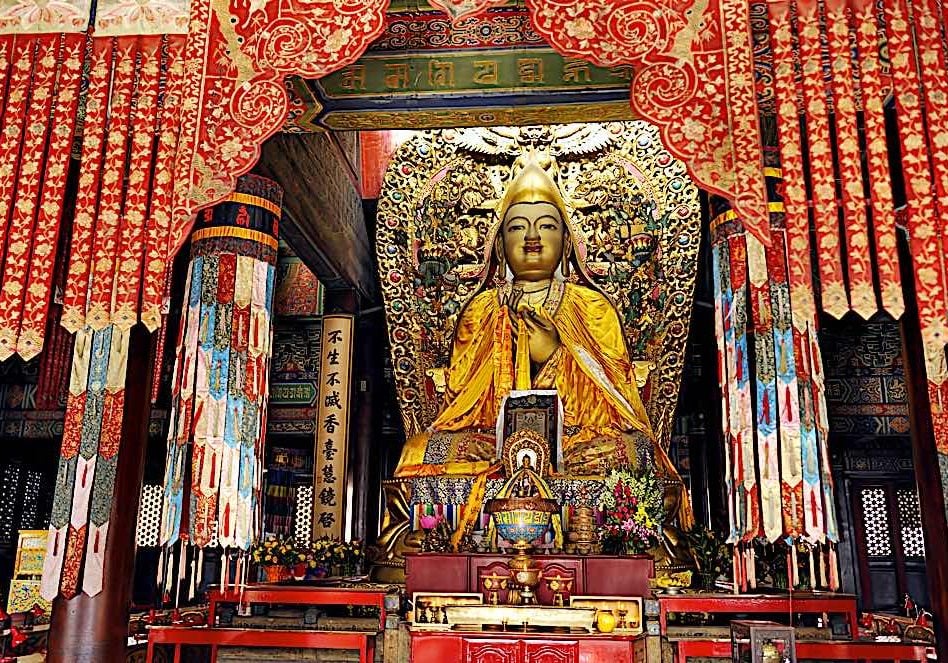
[42,326,130,599]
[711,207,839,590]
[17,34,84,359]
[711,221,741,546]
[768,0,906,325]
[0,34,59,360]
[60,37,114,335]
[141,36,185,333]
[822,0,874,318]
[794,0,849,318]
[850,0,903,318]
[160,175,280,554]
[746,234,782,543]
[41,35,192,600]
[767,2,818,334]
[883,0,948,389]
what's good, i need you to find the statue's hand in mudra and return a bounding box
[509,301,560,365]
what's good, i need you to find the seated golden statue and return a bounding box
[394,157,693,539]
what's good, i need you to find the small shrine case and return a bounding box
[730,620,797,663]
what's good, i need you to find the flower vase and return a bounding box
[263,565,290,583]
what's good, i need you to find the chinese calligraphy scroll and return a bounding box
[312,315,354,540]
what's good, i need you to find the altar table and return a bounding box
[146,584,387,663]
[207,583,387,626]
[406,552,654,603]
[658,592,859,638]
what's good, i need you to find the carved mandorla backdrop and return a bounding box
[376,122,702,451]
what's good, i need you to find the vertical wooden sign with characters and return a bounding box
[313,314,355,539]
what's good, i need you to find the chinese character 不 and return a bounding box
[328,329,343,344]
[326,372,341,387]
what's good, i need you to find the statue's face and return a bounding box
[501,201,565,282]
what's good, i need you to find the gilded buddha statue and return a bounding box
[393,155,694,552]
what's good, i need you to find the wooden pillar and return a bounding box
[898,235,948,660]
[350,309,385,542]
[46,325,155,662]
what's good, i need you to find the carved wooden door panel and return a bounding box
[524,641,578,663]
[463,639,519,663]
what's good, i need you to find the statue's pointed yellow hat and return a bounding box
[497,156,570,225]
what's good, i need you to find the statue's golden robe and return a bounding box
[396,282,662,479]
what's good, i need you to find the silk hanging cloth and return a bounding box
[160,175,280,551]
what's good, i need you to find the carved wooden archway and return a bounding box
[177,0,769,249]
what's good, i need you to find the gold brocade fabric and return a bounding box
[395,283,655,478]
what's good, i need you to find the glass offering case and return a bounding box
[730,620,797,663]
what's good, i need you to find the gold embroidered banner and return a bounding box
[312,315,354,540]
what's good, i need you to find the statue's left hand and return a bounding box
[522,310,560,364]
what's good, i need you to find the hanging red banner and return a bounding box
[113,37,161,331]
[0,35,59,360]
[850,0,903,319]
[823,0,874,318]
[884,0,948,388]
[795,0,849,318]
[17,34,85,359]
[141,36,186,333]
[61,38,115,334]
[768,1,816,332]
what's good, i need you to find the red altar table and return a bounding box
[674,637,931,662]
[207,583,387,626]
[658,592,859,638]
[406,552,654,603]
[146,584,387,663]
[410,627,648,663]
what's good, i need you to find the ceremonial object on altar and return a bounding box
[373,124,702,579]
[485,496,559,605]
[730,620,797,663]
[445,604,596,631]
[571,596,644,636]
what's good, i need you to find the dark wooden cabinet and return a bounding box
[410,631,639,663]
